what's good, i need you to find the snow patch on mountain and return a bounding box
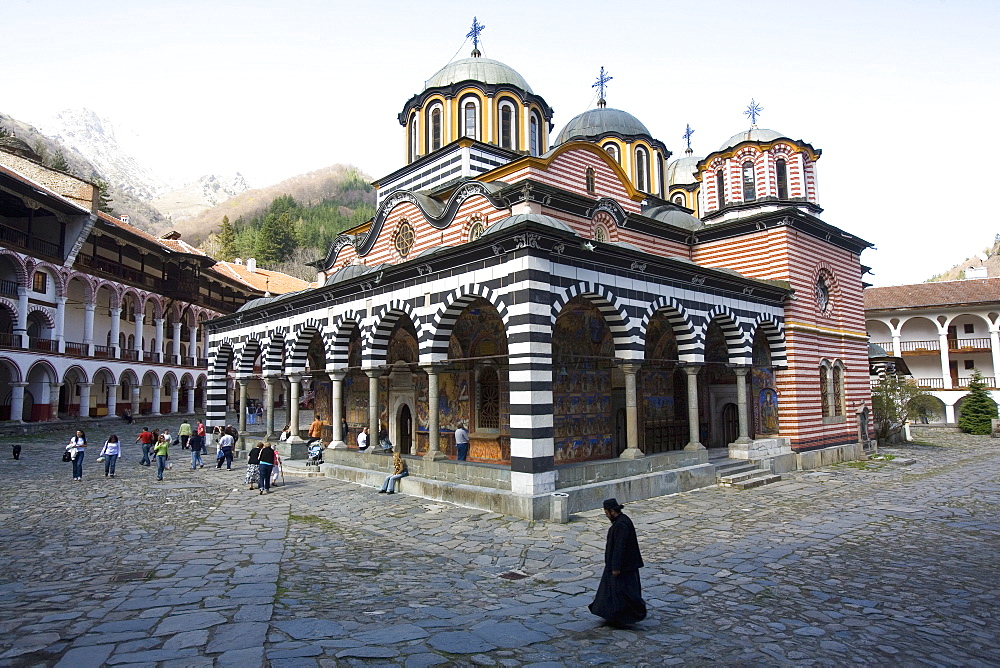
[152,173,252,221]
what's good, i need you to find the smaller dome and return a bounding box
[481,213,577,237]
[719,128,784,151]
[666,155,703,187]
[553,107,652,146]
[424,57,532,93]
[324,263,383,287]
[642,204,702,232]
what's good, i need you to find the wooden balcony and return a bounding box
[949,337,991,353]
[900,340,940,355]
[64,341,87,356]
[28,337,56,352]
[0,223,60,259]
[916,377,997,389]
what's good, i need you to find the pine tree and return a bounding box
[93,177,114,214]
[0,126,10,138]
[957,370,997,435]
[217,215,237,261]
[255,211,296,265]
[50,149,70,172]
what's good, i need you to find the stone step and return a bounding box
[714,460,759,481]
[732,473,782,490]
[718,467,772,485]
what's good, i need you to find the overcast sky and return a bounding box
[4,0,998,287]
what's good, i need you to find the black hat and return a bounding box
[602,498,624,512]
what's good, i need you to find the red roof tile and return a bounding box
[864,278,1000,310]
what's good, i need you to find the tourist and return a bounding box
[245,442,262,490]
[377,425,393,452]
[256,404,264,425]
[66,429,87,481]
[217,429,235,470]
[178,420,192,449]
[247,402,256,425]
[454,422,470,461]
[341,417,348,443]
[99,434,121,478]
[189,429,205,469]
[378,450,408,494]
[257,442,276,494]
[589,498,647,627]
[308,414,324,443]
[152,434,170,481]
[357,426,369,451]
[161,428,173,448]
[136,427,154,466]
[121,408,133,424]
[279,424,291,441]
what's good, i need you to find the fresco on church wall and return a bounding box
[752,367,780,435]
[553,298,615,463]
[639,316,687,452]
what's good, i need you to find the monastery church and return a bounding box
[207,24,873,519]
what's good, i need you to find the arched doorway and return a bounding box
[398,403,413,454]
[705,320,737,447]
[722,403,739,444]
[640,310,686,453]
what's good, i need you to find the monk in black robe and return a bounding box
[589,498,647,626]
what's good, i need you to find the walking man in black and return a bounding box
[589,498,647,627]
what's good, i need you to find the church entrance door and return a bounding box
[398,404,413,454]
[721,403,739,445]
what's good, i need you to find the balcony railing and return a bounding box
[93,345,112,359]
[949,337,991,351]
[29,337,57,352]
[915,377,997,389]
[900,340,940,354]
[0,279,17,298]
[77,254,162,290]
[121,349,139,362]
[64,341,87,356]
[0,223,60,258]
[0,332,18,349]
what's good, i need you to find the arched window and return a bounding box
[776,158,788,199]
[477,366,500,431]
[636,147,649,192]
[742,160,756,201]
[716,169,726,207]
[499,101,515,150]
[604,143,618,162]
[833,365,844,417]
[593,225,607,243]
[408,113,418,162]
[585,167,596,195]
[529,113,540,156]
[468,221,485,241]
[463,100,477,140]
[429,107,442,152]
[820,364,831,416]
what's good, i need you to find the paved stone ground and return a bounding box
[0,421,996,667]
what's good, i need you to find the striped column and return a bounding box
[205,354,229,428]
[506,261,556,495]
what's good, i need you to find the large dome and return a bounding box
[719,128,784,151]
[424,57,533,93]
[553,107,652,146]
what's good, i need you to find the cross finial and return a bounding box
[682,124,695,154]
[467,17,486,56]
[744,99,763,128]
[592,66,613,108]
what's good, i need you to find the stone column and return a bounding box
[891,333,902,358]
[264,377,277,440]
[154,317,165,363]
[107,383,118,418]
[683,366,704,450]
[134,312,144,358]
[9,382,27,422]
[990,327,1000,386]
[186,383,196,414]
[619,363,644,459]
[151,384,161,416]
[423,364,445,460]
[48,382,61,421]
[732,366,752,445]
[55,296,67,353]
[238,379,249,433]
[172,321,183,364]
[939,330,952,389]
[78,382,92,419]
[131,386,140,416]
[169,384,179,414]
[83,303,96,356]
[287,374,303,442]
[366,369,382,445]
[109,307,121,358]
[188,325,199,362]
[15,287,28,348]
[328,369,348,448]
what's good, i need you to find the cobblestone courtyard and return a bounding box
[0,422,996,667]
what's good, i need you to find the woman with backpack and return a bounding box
[99,434,121,478]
